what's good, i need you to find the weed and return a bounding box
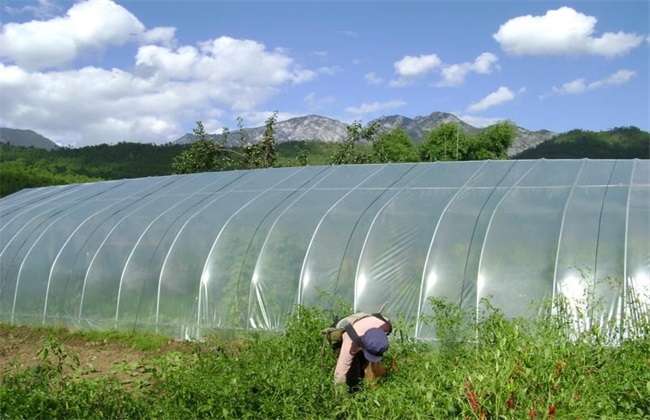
[1,291,648,419]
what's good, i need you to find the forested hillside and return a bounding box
[513,127,649,159]
[0,142,186,197]
[0,140,342,197]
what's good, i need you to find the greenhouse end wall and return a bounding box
[0,159,648,340]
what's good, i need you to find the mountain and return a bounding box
[511,127,557,156]
[0,127,59,150]
[174,112,556,157]
[175,115,349,146]
[376,112,482,141]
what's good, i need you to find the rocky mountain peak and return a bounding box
[174,111,557,156]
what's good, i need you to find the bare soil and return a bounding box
[0,325,194,384]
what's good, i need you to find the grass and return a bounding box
[1,295,649,419]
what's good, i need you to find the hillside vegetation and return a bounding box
[1,124,648,198]
[513,127,649,159]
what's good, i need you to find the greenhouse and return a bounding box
[0,159,648,341]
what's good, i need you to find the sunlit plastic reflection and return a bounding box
[200,269,210,286]
[633,271,650,303]
[302,272,310,290]
[357,273,367,298]
[561,275,585,303]
[479,274,485,295]
[635,271,649,287]
[252,272,259,285]
[426,271,437,294]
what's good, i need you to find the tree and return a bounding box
[466,121,516,160]
[371,126,419,163]
[260,111,278,167]
[295,144,309,166]
[242,111,279,169]
[172,121,228,174]
[419,123,467,162]
[236,116,247,147]
[330,120,380,165]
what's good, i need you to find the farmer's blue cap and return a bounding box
[361,327,389,362]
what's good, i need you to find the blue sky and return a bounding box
[1,0,648,147]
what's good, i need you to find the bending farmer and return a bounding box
[332,313,391,392]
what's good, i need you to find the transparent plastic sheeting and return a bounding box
[0,160,648,340]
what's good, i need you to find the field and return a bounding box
[1,297,649,419]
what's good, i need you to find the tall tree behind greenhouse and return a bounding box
[330,119,381,165]
[172,121,231,174]
[371,126,419,163]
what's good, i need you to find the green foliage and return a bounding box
[515,126,650,159]
[371,126,419,163]
[59,141,186,178]
[275,140,342,167]
[469,121,517,160]
[172,121,232,174]
[330,120,380,165]
[1,295,648,419]
[0,154,102,197]
[65,329,170,352]
[419,123,468,162]
[0,335,148,419]
[0,141,186,197]
[0,137,340,197]
[240,112,280,169]
[419,121,516,162]
[260,112,279,167]
[2,120,646,199]
[294,144,309,166]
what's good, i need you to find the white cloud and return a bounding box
[467,87,518,112]
[0,2,317,147]
[588,69,636,89]
[304,92,335,110]
[389,54,441,86]
[388,52,498,87]
[548,69,636,96]
[439,52,499,86]
[311,51,328,57]
[317,66,342,76]
[0,0,162,70]
[552,79,588,95]
[494,7,644,57]
[142,27,177,48]
[394,54,441,78]
[345,100,406,115]
[199,108,226,134]
[1,63,198,145]
[364,72,383,85]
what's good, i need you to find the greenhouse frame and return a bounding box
[0,159,648,340]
